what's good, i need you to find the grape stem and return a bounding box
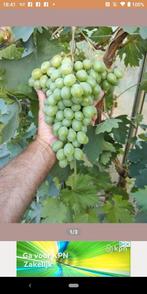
[73,159,77,189]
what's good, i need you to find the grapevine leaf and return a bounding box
[131,186,147,210]
[96,118,121,135]
[12,27,34,42]
[99,151,112,165]
[84,127,115,164]
[0,44,24,60]
[73,209,98,223]
[90,27,113,44]
[50,162,70,182]
[112,115,130,144]
[118,35,147,67]
[41,198,70,223]
[135,168,147,189]
[103,195,134,223]
[0,98,20,144]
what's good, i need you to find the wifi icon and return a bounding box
[120,1,126,5]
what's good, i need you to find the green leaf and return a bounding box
[73,209,98,223]
[61,174,99,214]
[0,98,20,144]
[50,162,70,182]
[135,168,147,189]
[0,44,24,60]
[41,198,70,223]
[99,151,112,165]
[90,26,113,44]
[103,195,134,223]
[112,115,130,144]
[131,186,147,211]
[96,118,121,135]
[118,35,147,67]
[0,30,64,95]
[84,127,115,164]
[12,27,34,42]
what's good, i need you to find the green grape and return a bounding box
[41,61,50,73]
[63,99,72,107]
[62,118,72,127]
[53,89,61,101]
[51,69,61,81]
[46,79,52,88]
[72,104,81,112]
[55,78,64,89]
[66,155,74,162]
[64,108,74,120]
[71,84,83,97]
[67,129,77,141]
[82,96,93,106]
[74,61,83,71]
[93,85,101,98]
[101,71,107,80]
[74,148,84,160]
[83,59,92,70]
[52,140,63,152]
[83,106,97,118]
[75,111,84,121]
[28,77,34,87]
[89,69,97,81]
[47,67,55,77]
[53,122,62,136]
[96,73,102,83]
[83,117,91,126]
[58,127,68,141]
[58,101,65,110]
[76,70,88,82]
[34,80,41,90]
[72,120,82,132]
[59,159,68,168]
[73,140,81,148]
[87,77,97,89]
[56,149,65,161]
[82,126,87,133]
[56,110,64,121]
[61,86,71,99]
[60,63,73,75]
[64,74,76,87]
[44,105,57,117]
[46,89,52,96]
[64,143,74,157]
[80,82,92,96]
[93,60,106,73]
[40,75,48,88]
[62,57,72,64]
[51,54,62,68]
[72,97,83,105]
[45,116,54,125]
[113,68,123,79]
[46,95,57,106]
[102,80,111,91]
[50,82,56,91]
[77,131,88,144]
[107,73,117,85]
[32,68,42,80]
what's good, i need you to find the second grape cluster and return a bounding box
[29,53,122,168]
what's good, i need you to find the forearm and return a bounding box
[0,138,56,223]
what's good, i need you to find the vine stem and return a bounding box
[70,26,76,62]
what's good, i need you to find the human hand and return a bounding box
[37,90,57,147]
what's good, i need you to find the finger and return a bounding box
[37,90,46,113]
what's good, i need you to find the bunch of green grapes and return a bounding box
[29,53,123,168]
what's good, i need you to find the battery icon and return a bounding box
[127,2,131,6]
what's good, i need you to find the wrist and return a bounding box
[35,136,56,160]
